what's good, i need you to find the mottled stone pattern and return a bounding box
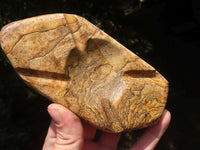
[0,14,168,133]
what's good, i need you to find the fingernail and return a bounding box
[48,105,62,125]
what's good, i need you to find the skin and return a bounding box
[43,104,171,150]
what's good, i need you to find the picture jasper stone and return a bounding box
[0,14,168,133]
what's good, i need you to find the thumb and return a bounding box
[45,103,83,150]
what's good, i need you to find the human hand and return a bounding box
[43,103,171,150]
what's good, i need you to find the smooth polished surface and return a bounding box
[0,14,168,132]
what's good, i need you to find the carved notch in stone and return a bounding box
[0,14,168,133]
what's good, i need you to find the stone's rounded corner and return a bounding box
[162,76,169,100]
[0,13,68,55]
[165,81,169,93]
[63,14,78,24]
[163,76,169,86]
[0,21,19,54]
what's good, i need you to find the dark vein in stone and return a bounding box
[123,70,156,78]
[16,68,70,81]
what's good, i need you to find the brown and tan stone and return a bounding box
[0,14,168,133]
